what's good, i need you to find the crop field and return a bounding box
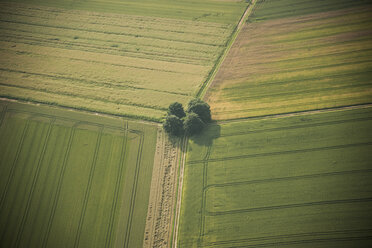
[0,0,248,121]
[205,0,372,120]
[0,100,157,248]
[178,106,372,247]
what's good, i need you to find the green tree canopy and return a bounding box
[184,112,205,136]
[187,98,211,123]
[163,115,184,136]
[168,102,186,118]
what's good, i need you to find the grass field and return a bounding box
[0,0,248,121]
[205,0,372,120]
[0,100,157,248]
[177,106,372,247]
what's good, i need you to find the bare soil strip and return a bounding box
[143,130,183,248]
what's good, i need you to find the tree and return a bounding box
[168,102,186,118]
[184,112,205,136]
[187,98,211,123]
[163,115,184,136]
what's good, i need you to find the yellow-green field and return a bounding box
[0,0,248,121]
[178,107,372,247]
[0,100,157,248]
[205,0,372,120]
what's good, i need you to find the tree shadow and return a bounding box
[190,121,221,147]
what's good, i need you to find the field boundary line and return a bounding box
[14,117,55,248]
[124,128,145,247]
[0,116,30,213]
[205,168,372,191]
[198,0,257,98]
[73,125,104,248]
[172,135,188,248]
[104,121,129,248]
[189,141,372,165]
[216,103,372,124]
[205,228,372,247]
[41,122,77,248]
[206,197,372,216]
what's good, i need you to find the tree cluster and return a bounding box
[163,99,211,136]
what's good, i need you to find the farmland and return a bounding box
[205,0,372,120]
[178,106,372,247]
[0,100,157,248]
[0,0,248,121]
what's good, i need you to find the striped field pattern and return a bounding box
[0,100,157,248]
[205,0,372,120]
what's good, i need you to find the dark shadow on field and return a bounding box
[190,121,221,147]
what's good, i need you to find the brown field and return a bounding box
[205,2,372,120]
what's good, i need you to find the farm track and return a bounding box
[143,131,184,248]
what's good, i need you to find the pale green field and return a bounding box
[205,0,372,120]
[178,107,372,247]
[0,100,157,248]
[0,0,248,121]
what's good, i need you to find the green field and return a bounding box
[0,0,248,121]
[205,0,372,120]
[178,107,372,247]
[0,100,157,248]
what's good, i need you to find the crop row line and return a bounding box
[206,197,372,216]
[124,129,145,248]
[189,142,372,165]
[229,81,372,102]
[0,10,228,38]
[0,67,188,97]
[198,146,212,244]
[204,168,372,191]
[14,117,55,248]
[0,31,212,65]
[205,228,372,246]
[253,0,371,21]
[226,68,372,91]
[2,107,146,133]
[0,81,168,112]
[0,117,30,216]
[0,34,206,66]
[0,25,219,59]
[0,104,7,127]
[220,115,372,138]
[73,126,104,248]
[232,46,372,70]
[41,122,77,248]
[0,44,202,76]
[104,121,129,248]
[213,235,372,248]
[0,19,224,48]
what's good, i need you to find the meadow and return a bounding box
[0,100,157,248]
[0,0,248,121]
[205,0,372,120]
[178,107,372,247]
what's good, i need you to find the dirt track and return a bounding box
[143,130,184,248]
